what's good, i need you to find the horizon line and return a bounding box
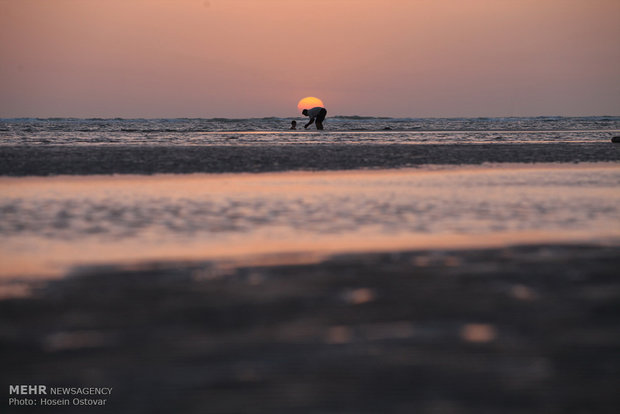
[2,114,619,121]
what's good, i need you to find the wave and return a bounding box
[332,115,394,120]
[2,117,619,138]
[2,115,618,122]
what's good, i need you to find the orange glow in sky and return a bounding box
[0,0,619,118]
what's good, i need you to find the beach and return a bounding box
[3,0,619,409]
[2,244,619,413]
[1,123,620,412]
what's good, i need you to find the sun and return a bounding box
[297,97,324,112]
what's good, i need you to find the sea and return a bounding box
[1,116,619,145]
[1,116,619,281]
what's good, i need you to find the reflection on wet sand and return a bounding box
[1,163,619,278]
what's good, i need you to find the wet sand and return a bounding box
[1,142,619,175]
[2,143,619,412]
[2,164,618,280]
[1,244,619,413]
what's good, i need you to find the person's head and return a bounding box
[291,120,297,126]
[302,109,308,116]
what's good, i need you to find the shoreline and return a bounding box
[1,142,619,176]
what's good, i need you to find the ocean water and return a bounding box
[1,116,619,146]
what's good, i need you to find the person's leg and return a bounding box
[316,109,326,130]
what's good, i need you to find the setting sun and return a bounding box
[297,97,325,112]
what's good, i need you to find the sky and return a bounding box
[1,0,619,118]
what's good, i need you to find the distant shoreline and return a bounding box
[1,142,619,176]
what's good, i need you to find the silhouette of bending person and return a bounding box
[302,106,327,130]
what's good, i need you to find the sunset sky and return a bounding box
[1,0,619,118]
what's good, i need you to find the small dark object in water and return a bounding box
[612,136,620,143]
[383,127,392,130]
